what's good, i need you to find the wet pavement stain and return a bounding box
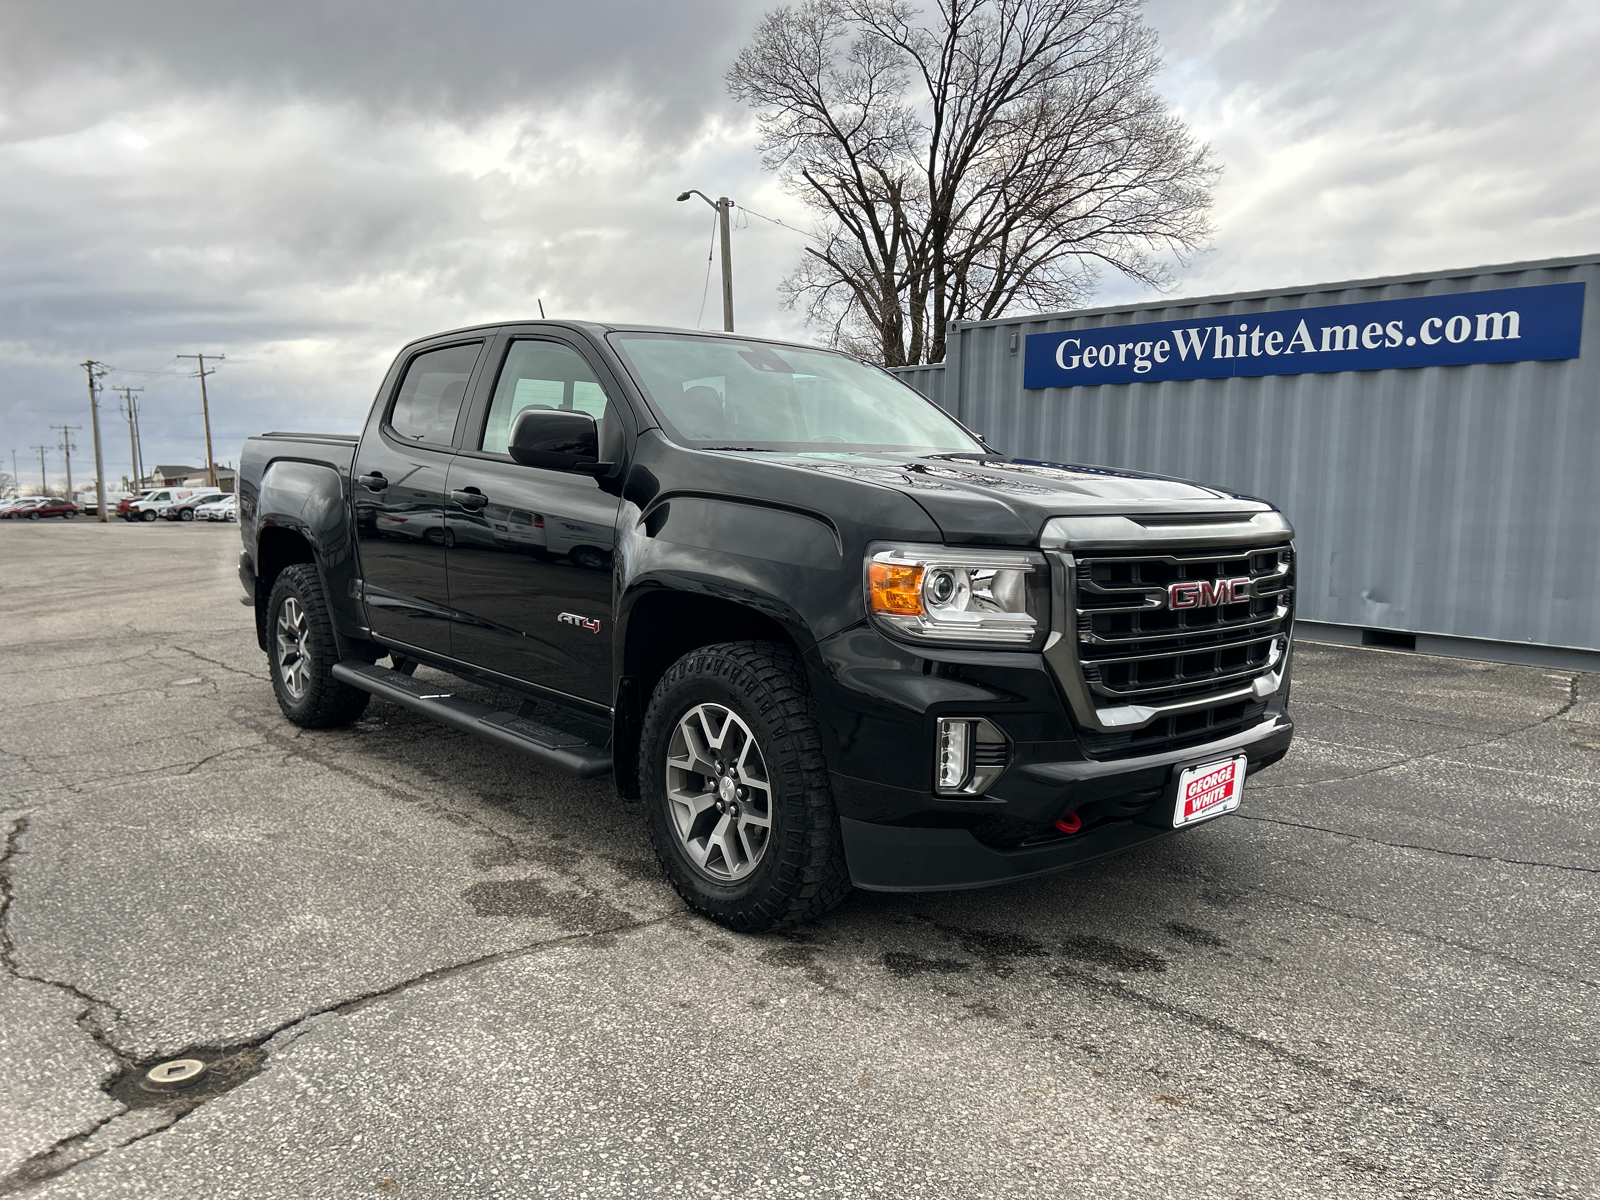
[1058,934,1167,973]
[1166,921,1229,948]
[881,951,972,978]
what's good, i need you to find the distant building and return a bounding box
[181,468,236,490]
[146,465,203,487]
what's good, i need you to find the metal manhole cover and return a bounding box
[143,1058,208,1090]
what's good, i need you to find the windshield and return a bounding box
[609,332,981,454]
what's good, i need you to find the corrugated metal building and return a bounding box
[890,252,1599,670]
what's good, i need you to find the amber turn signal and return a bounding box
[868,561,924,615]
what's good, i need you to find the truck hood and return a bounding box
[713,450,1274,546]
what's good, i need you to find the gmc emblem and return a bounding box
[1168,578,1250,609]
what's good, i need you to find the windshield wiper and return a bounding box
[700,446,767,452]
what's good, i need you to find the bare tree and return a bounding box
[728,0,1217,365]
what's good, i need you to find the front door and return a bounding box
[352,339,482,655]
[444,337,622,705]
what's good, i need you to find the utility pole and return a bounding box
[81,360,110,521]
[53,425,81,498]
[30,445,48,496]
[676,190,735,331]
[115,386,145,489]
[177,352,224,487]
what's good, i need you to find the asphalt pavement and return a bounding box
[1,520,1596,1199]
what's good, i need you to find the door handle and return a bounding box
[451,488,489,511]
[357,472,388,491]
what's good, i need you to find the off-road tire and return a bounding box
[267,564,370,728]
[640,641,851,932]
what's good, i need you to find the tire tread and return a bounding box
[267,563,370,728]
[640,641,850,932]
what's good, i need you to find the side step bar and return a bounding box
[331,661,613,779]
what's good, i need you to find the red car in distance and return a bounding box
[2,498,80,520]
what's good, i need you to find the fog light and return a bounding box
[936,718,972,793]
[934,717,1009,797]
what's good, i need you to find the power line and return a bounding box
[734,203,814,238]
[695,209,718,329]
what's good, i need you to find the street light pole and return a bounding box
[677,190,734,331]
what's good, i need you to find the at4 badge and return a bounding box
[558,612,601,633]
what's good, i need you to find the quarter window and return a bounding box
[390,343,481,446]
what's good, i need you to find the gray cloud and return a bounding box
[2,0,1597,492]
[0,0,753,133]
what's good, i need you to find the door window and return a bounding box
[480,340,610,455]
[390,343,481,446]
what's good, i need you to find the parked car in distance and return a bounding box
[0,497,49,517]
[195,494,237,522]
[168,491,232,521]
[127,488,201,522]
[3,498,79,520]
[75,490,132,512]
[118,491,155,518]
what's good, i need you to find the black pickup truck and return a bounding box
[239,320,1295,930]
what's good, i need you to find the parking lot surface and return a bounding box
[1,521,1597,1198]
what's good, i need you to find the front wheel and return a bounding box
[62,510,74,520]
[266,564,370,727]
[640,641,850,932]
[27,511,39,520]
[141,510,156,522]
[179,509,194,521]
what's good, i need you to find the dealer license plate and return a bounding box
[1172,754,1247,828]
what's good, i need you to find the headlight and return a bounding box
[866,544,1048,647]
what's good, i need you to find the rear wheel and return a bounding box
[27,511,39,520]
[179,508,194,521]
[640,641,850,932]
[267,564,370,727]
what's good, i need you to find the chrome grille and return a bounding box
[1076,543,1293,708]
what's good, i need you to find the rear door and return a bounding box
[352,339,485,655]
[443,333,626,705]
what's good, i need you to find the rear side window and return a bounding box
[390,343,481,446]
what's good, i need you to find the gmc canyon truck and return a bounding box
[239,321,1295,931]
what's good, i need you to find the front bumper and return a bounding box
[839,712,1292,891]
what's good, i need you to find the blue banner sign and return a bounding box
[1023,282,1585,389]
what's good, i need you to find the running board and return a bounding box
[331,661,613,779]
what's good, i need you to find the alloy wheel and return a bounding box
[275,597,312,700]
[664,703,773,882]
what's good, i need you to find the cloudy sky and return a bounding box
[3,0,1598,493]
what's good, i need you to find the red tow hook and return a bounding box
[1054,812,1082,835]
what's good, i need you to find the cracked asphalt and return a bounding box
[2,520,1598,1199]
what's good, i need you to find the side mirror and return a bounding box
[508,408,599,471]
